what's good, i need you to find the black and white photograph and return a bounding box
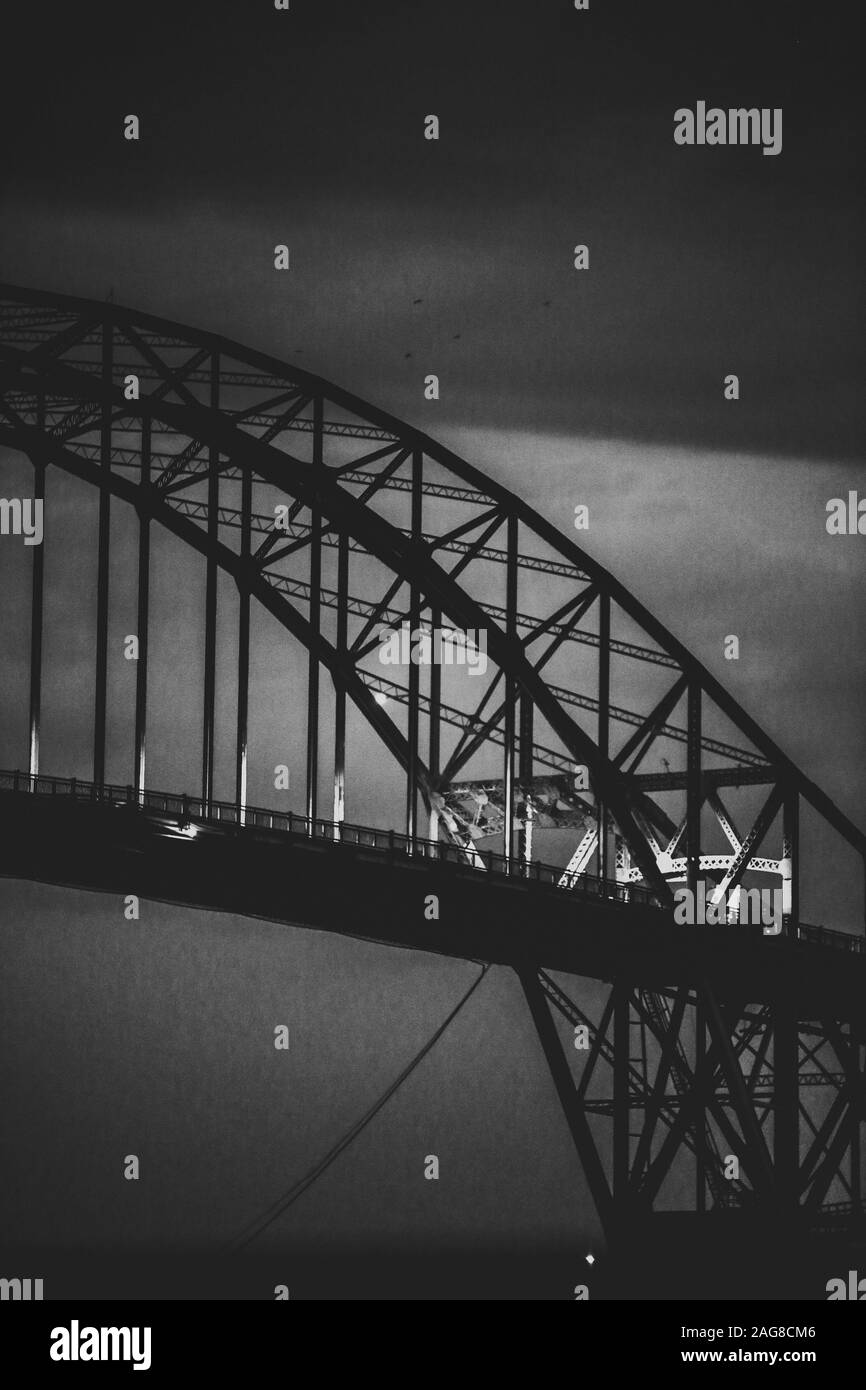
[0,0,864,1356]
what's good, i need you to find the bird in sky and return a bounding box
[413,297,423,304]
[452,333,461,340]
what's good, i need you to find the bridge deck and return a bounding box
[0,771,864,1017]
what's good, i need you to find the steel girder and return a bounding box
[1,284,865,1238]
[1,290,862,927]
[534,970,865,1230]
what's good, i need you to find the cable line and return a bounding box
[223,963,490,1253]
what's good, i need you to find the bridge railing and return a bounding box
[1,767,662,908]
[2,769,864,952]
[796,922,865,954]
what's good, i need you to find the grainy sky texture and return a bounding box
[0,0,864,1295]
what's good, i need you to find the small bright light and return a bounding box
[373,691,390,706]
[585,1254,595,1265]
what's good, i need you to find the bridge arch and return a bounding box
[0,283,862,912]
[1,283,864,1241]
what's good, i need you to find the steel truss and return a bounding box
[0,284,864,1239]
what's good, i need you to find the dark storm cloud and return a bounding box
[2,0,863,456]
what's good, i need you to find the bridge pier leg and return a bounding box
[695,995,706,1211]
[773,995,799,1212]
[850,1024,862,1209]
[613,982,630,1200]
[518,966,613,1240]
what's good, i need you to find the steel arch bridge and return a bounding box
[0,283,864,1259]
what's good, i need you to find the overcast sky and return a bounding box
[0,0,864,1294]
